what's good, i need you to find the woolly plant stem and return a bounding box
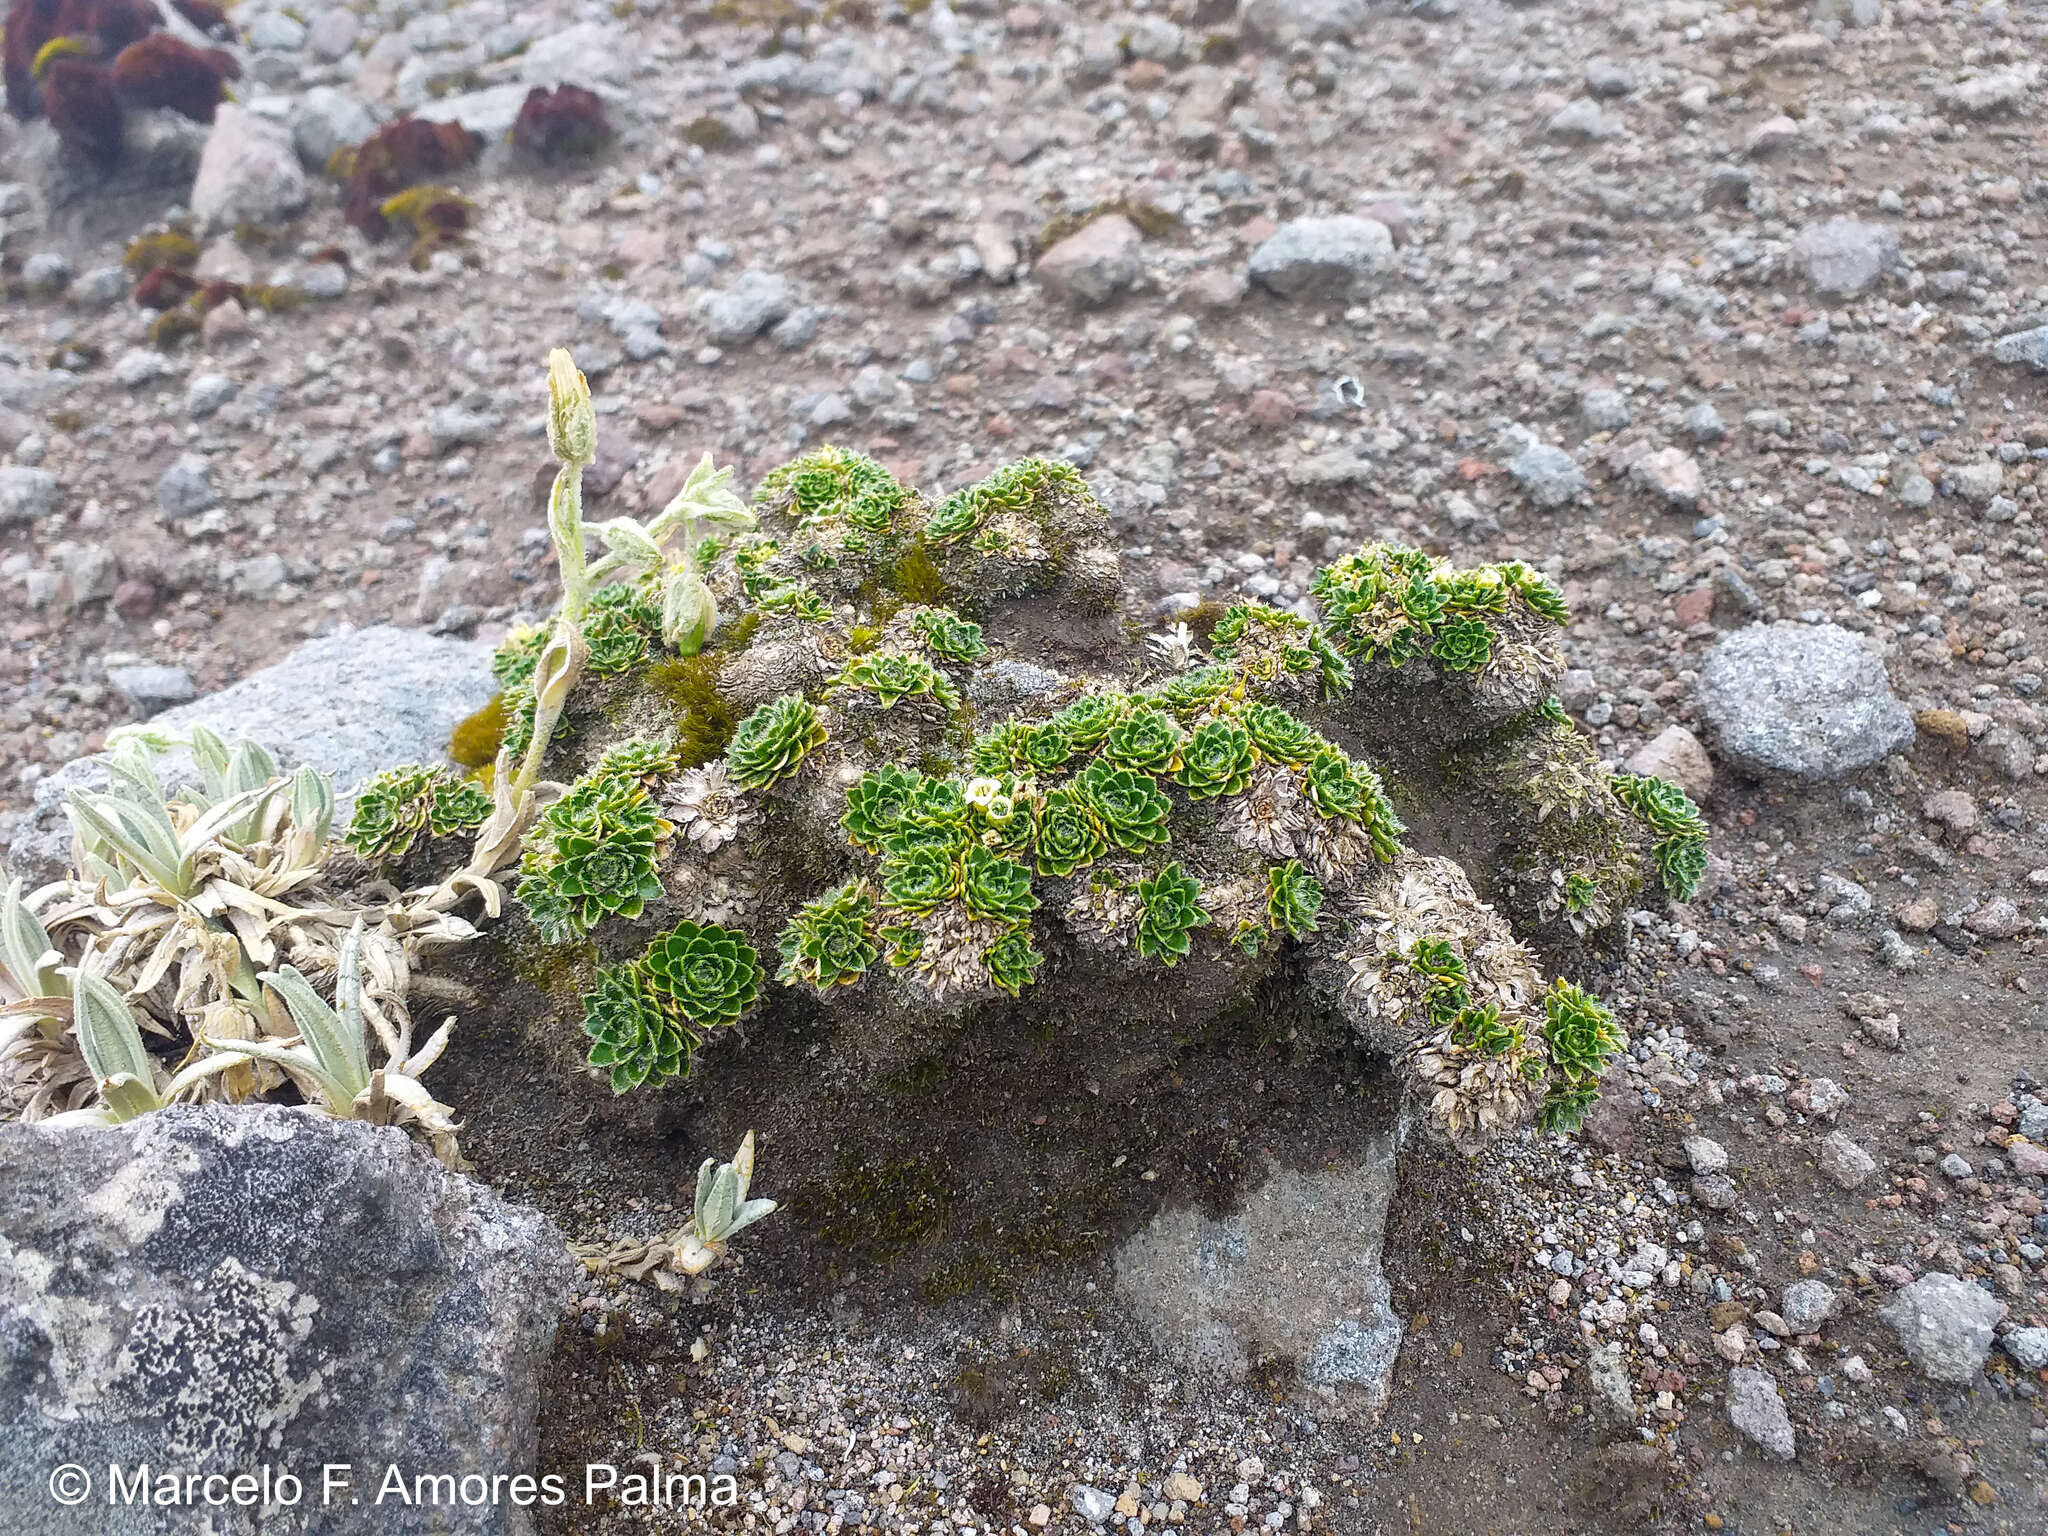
[510,461,591,805]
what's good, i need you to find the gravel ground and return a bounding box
[5,0,2048,1528]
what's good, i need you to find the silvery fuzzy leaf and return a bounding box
[594,517,662,570]
[693,1155,719,1227]
[700,1163,738,1238]
[257,963,369,1103]
[66,794,182,894]
[66,967,153,1095]
[1,878,61,998]
[291,766,335,844]
[189,725,232,801]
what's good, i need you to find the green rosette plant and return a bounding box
[921,489,982,546]
[881,844,962,913]
[1563,871,1600,918]
[1610,772,1708,901]
[1501,560,1572,625]
[1101,706,1184,776]
[1242,703,1321,766]
[542,829,661,932]
[345,768,434,861]
[1408,937,1472,1028]
[539,772,653,841]
[582,582,663,675]
[595,738,680,786]
[922,457,1083,547]
[1301,748,1368,822]
[842,764,922,852]
[347,766,493,862]
[970,721,1029,777]
[1452,999,1523,1057]
[1032,786,1108,877]
[644,920,763,1029]
[1018,721,1075,773]
[516,771,666,942]
[1074,759,1170,853]
[1429,616,1495,673]
[763,447,910,535]
[885,778,971,859]
[961,846,1036,925]
[1205,602,1352,697]
[911,607,987,662]
[726,695,827,789]
[1539,979,1626,1133]
[583,963,696,1094]
[756,580,833,622]
[777,880,879,993]
[1396,575,1446,634]
[1051,691,1125,748]
[1265,859,1323,939]
[840,652,960,710]
[1438,570,1510,615]
[1155,664,1234,717]
[1174,720,1255,801]
[492,625,548,688]
[1135,863,1206,966]
[984,924,1043,998]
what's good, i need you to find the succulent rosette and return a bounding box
[726,695,827,789]
[644,920,763,1028]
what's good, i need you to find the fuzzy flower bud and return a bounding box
[546,347,595,467]
[662,571,719,656]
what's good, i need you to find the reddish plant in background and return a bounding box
[111,32,238,123]
[341,115,481,238]
[132,264,199,308]
[511,84,613,163]
[167,0,233,38]
[38,45,122,167]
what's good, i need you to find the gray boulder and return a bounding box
[1034,215,1143,307]
[1991,326,2048,373]
[1248,216,1395,300]
[1779,1280,1837,1334]
[419,84,533,145]
[0,1105,574,1535]
[291,87,379,173]
[699,270,798,344]
[1786,218,1899,297]
[0,466,60,527]
[1879,1272,2005,1384]
[1114,1105,1405,1418]
[1819,1130,1877,1188]
[1696,622,1914,780]
[2002,1327,2048,1371]
[7,626,495,884]
[519,22,632,101]
[1502,429,1587,509]
[1239,0,1370,44]
[1727,1367,1796,1460]
[156,455,218,521]
[1585,1340,1637,1426]
[190,104,311,236]
[107,664,197,720]
[21,110,207,219]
